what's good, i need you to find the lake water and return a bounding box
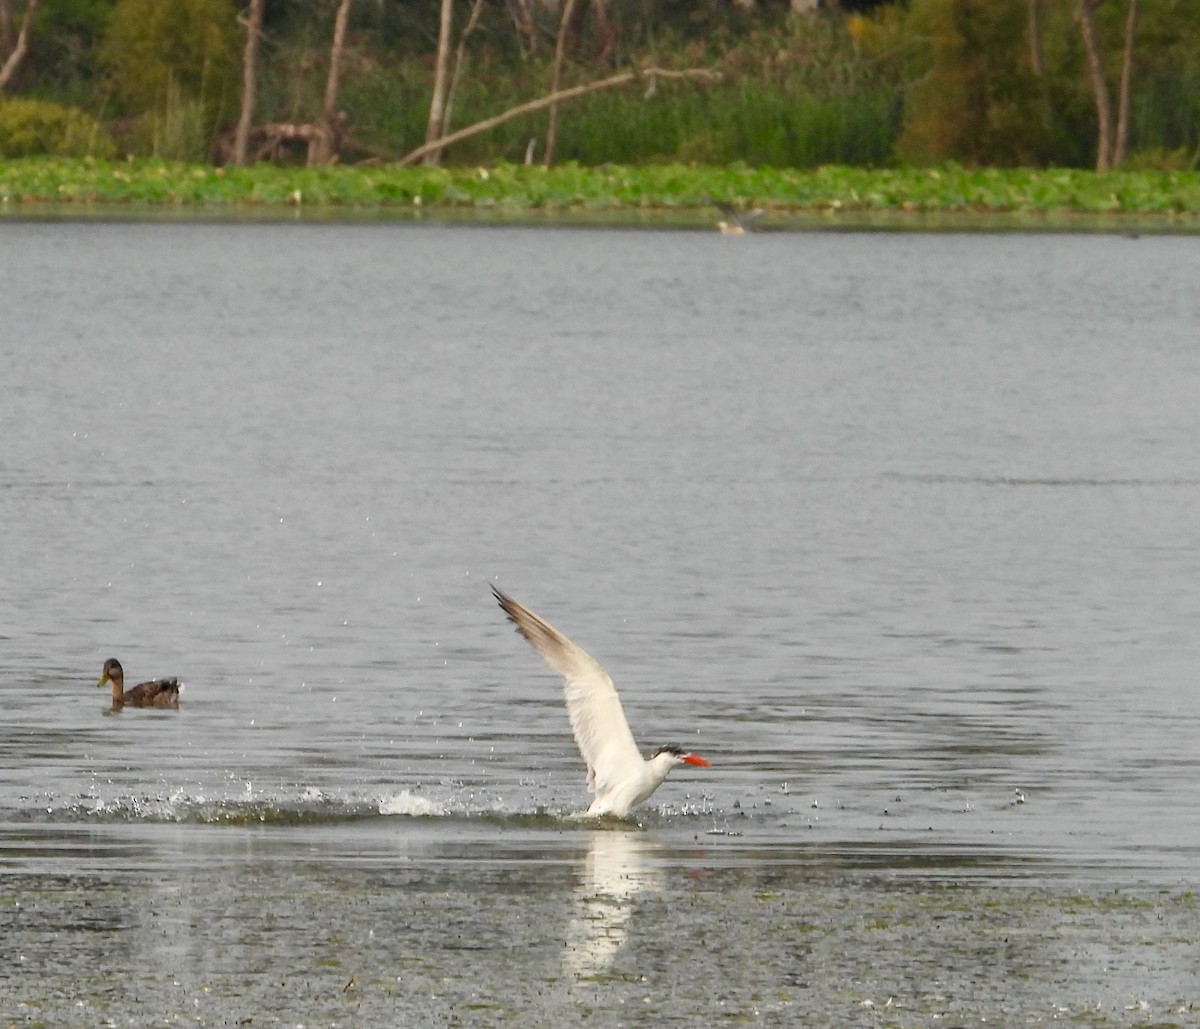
[2,219,1199,1026]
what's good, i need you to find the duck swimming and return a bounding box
[98,658,181,710]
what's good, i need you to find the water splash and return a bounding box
[378,790,445,817]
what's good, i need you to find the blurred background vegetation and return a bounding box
[0,0,1197,169]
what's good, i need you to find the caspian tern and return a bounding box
[706,197,765,235]
[491,585,710,818]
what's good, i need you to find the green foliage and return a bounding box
[0,98,115,158]
[1,158,1198,223]
[891,0,1200,167]
[896,0,1051,166]
[318,12,902,169]
[1088,0,1200,162]
[3,0,1200,170]
[24,0,118,99]
[121,84,213,163]
[99,0,239,133]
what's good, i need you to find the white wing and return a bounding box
[493,586,642,794]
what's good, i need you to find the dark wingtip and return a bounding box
[490,583,522,629]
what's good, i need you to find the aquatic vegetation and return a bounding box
[0,158,1197,222]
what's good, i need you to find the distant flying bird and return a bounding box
[492,585,710,818]
[98,658,181,711]
[707,197,765,235]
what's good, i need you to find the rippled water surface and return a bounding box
[2,221,1199,1026]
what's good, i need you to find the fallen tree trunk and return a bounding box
[253,122,331,164]
[397,65,721,167]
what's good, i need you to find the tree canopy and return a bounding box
[0,0,1197,170]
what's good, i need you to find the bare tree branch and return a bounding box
[323,0,352,125]
[0,0,14,58]
[590,0,618,65]
[233,0,266,166]
[1027,0,1044,77]
[0,0,39,93]
[1114,0,1139,167]
[543,0,580,166]
[423,0,455,165]
[1078,0,1112,170]
[505,0,537,57]
[444,0,487,135]
[311,0,353,165]
[397,65,721,167]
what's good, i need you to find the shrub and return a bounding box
[0,98,116,158]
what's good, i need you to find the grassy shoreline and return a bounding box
[3,158,1199,226]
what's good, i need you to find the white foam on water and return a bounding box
[378,790,445,817]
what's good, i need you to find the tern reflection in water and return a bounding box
[562,829,663,978]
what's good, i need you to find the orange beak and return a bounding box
[682,753,711,767]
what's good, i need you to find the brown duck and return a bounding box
[98,658,181,710]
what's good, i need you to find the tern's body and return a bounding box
[708,198,765,235]
[491,586,709,818]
